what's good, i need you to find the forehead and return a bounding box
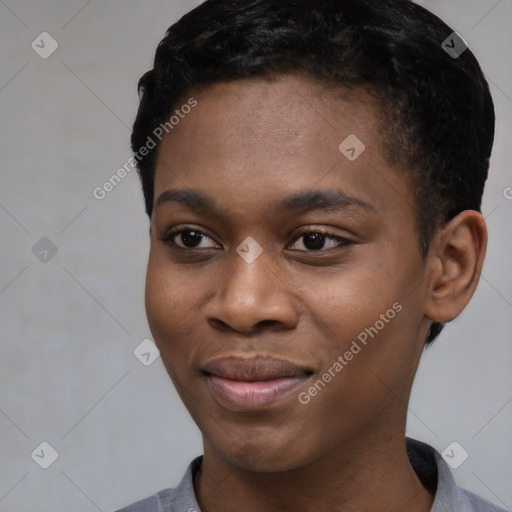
[153,75,414,224]
[165,75,385,160]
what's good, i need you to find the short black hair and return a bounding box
[131,0,495,344]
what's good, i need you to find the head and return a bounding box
[133,0,494,345]
[131,0,494,472]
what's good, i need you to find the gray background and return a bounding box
[0,0,511,511]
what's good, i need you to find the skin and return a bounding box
[145,74,487,512]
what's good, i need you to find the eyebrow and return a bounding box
[154,188,376,215]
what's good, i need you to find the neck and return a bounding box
[194,427,434,512]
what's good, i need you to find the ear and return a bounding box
[424,210,487,324]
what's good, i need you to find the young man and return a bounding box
[117,0,504,510]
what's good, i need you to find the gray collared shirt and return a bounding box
[115,438,508,512]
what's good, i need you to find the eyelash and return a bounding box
[158,226,354,252]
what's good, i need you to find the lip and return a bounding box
[202,356,312,410]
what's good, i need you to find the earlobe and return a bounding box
[424,210,487,324]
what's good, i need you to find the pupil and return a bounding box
[304,233,325,250]
[181,231,202,247]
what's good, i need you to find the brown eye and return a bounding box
[289,230,353,251]
[160,228,219,249]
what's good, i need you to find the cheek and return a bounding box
[144,248,229,377]
[296,257,402,339]
[145,244,205,324]
[295,292,417,445]
[144,251,195,362]
[298,254,424,388]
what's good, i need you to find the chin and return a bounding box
[208,429,312,474]
[223,449,298,474]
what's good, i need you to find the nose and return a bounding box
[204,246,299,334]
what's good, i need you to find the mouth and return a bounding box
[201,356,313,411]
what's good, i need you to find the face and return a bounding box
[145,75,433,472]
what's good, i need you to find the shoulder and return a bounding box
[114,487,199,512]
[113,456,203,512]
[456,488,509,512]
[406,437,508,512]
[113,489,172,512]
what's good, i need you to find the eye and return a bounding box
[288,229,353,251]
[159,227,353,252]
[159,227,220,249]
